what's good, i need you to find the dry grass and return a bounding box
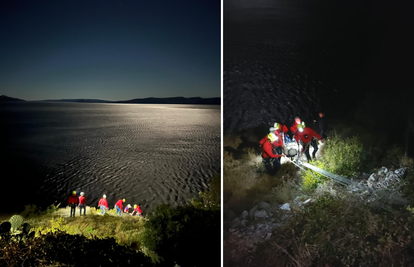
[223,134,300,216]
[223,134,243,149]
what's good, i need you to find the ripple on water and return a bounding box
[2,103,220,213]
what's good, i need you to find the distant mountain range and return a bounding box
[0,95,25,101]
[0,95,220,105]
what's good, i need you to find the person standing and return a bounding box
[68,191,78,217]
[78,192,86,216]
[294,123,321,162]
[115,199,125,216]
[98,194,108,215]
[313,111,328,141]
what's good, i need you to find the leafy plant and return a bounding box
[190,174,221,210]
[301,134,363,190]
[9,215,24,232]
[0,231,154,266]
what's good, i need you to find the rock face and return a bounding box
[352,167,406,192]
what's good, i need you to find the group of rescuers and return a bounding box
[67,191,142,217]
[260,112,328,175]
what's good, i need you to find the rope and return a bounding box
[285,157,350,186]
[284,157,326,184]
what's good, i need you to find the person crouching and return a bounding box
[260,132,284,175]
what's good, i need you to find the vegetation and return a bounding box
[0,175,221,267]
[224,122,414,266]
[301,134,364,190]
[250,193,414,266]
[0,231,152,266]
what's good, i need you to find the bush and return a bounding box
[248,193,414,267]
[190,174,221,210]
[0,231,153,267]
[301,134,363,189]
[140,204,220,267]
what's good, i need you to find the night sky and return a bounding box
[0,1,221,101]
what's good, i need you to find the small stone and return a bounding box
[279,203,291,211]
[247,225,256,233]
[258,202,270,211]
[265,233,272,240]
[254,210,269,219]
[240,210,249,220]
[378,167,388,175]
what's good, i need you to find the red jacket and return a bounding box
[68,195,78,205]
[275,124,288,135]
[261,138,282,159]
[134,206,142,214]
[79,196,86,205]
[115,199,124,210]
[294,127,321,144]
[290,121,300,134]
[259,133,284,147]
[98,198,108,208]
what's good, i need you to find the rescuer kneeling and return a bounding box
[259,132,284,175]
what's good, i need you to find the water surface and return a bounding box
[0,102,220,213]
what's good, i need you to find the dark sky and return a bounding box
[223,0,414,133]
[0,1,221,101]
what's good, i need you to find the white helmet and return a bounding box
[80,192,84,196]
[103,194,106,198]
[127,204,131,208]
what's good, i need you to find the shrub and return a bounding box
[0,231,153,267]
[20,205,40,218]
[190,174,221,210]
[9,215,24,232]
[249,193,414,267]
[140,204,220,267]
[301,134,363,190]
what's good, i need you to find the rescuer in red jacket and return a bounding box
[98,194,108,215]
[294,123,321,162]
[115,199,125,216]
[78,192,86,216]
[260,132,284,175]
[68,191,78,217]
[131,204,142,216]
[270,122,289,144]
[290,117,302,134]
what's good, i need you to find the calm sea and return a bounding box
[0,102,221,213]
